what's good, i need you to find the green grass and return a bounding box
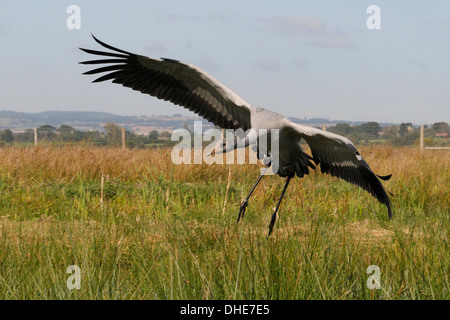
[0,146,448,299]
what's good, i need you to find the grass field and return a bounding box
[0,145,448,299]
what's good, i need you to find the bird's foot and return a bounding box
[237,199,248,223]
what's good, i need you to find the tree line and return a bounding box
[0,123,174,148]
[0,121,448,147]
[328,121,449,146]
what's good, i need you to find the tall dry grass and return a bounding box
[1,144,447,186]
[1,145,447,215]
[0,145,448,299]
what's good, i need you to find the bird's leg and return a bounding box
[268,176,292,236]
[237,165,270,223]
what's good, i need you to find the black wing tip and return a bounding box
[79,33,99,52]
[89,33,105,47]
[81,34,132,56]
[387,202,393,219]
[379,174,393,219]
[90,33,100,43]
[90,34,110,49]
[378,183,393,220]
[161,57,181,63]
[355,165,393,220]
[377,173,392,181]
[381,187,393,219]
[77,33,100,52]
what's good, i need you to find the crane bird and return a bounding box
[80,35,392,235]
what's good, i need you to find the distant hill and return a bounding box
[0,110,134,129]
[0,110,209,135]
[0,110,393,135]
[289,116,392,127]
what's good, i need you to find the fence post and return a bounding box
[34,127,38,147]
[100,173,104,210]
[420,125,424,151]
[122,127,126,150]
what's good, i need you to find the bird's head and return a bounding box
[209,138,236,156]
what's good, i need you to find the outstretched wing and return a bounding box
[285,120,392,218]
[79,35,254,130]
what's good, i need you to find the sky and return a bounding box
[0,1,449,124]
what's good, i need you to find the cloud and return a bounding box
[259,15,325,36]
[409,59,430,70]
[157,13,202,22]
[259,15,356,49]
[0,22,9,35]
[252,58,283,71]
[292,58,308,69]
[207,13,242,22]
[192,57,222,73]
[144,41,167,53]
[157,12,241,23]
[426,17,450,29]
[309,36,355,49]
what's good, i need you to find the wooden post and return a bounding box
[100,173,104,210]
[122,127,126,150]
[34,128,38,147]
[420,125,424,151]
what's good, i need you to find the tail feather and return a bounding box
[376,173,392,181]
